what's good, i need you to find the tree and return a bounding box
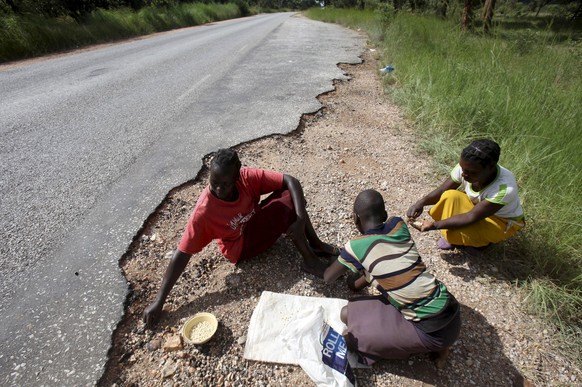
[2,0,19,13]
[482,0,495,32]
[438,0,449,18]
[461,0,472,31]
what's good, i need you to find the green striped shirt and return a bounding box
[339,217,451,322]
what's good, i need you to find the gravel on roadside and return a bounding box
[99,46,581,387]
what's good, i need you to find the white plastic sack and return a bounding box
[243,291,348,365]
[281,306,357,387]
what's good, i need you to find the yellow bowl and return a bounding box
[181,312,218,345]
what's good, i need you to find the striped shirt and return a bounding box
[339,217,452,323]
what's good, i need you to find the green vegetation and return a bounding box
[0,0,319,63]
[0,2,247,62]
[298,7,385,41]
[306,6,581,362]
[2,0,580,367]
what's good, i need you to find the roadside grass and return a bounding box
[0,2,246,63]
[303,7,384,42]
[305,8,582,362]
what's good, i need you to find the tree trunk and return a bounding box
[482,0,496,33]
[536,0,550,16]
[461,0,472,31]
[439,0,449,18]
[5,0,19,13]
[571,1,582,22]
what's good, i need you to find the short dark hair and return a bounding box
[461,139,500,167]
[210,148,241,171]
[354,189,386,223]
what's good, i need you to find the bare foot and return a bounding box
[310,243,341,257]
[436,237,456,250]
[301,259,327,278]
[430,347,450,369]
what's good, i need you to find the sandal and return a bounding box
[436,237,455,250]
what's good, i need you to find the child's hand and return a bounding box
[143,300,163,328]
[346,273,369,291]
[406,202,424,219]
[409,220,424,230]
[409,219,435,232]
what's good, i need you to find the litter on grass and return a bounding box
[380,65,395,74]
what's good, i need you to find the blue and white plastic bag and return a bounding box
[282,306,358,387]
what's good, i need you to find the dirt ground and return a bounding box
[99,46,581,386]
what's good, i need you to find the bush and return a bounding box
[0,2,250,62]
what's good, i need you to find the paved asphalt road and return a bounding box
[0,12,364,386]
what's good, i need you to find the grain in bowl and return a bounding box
[181,312,218,345]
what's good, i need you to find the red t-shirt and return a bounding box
[178,168,284,263]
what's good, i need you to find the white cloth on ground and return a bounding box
[243,291,348,365]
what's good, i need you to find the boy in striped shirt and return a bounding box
[324,189,461,367]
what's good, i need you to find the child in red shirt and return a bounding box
[144,148,338,327]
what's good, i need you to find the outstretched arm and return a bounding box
[324,260,369,291]
[143,249,192,328]
[324,260,348,283]
[407,177,459,219]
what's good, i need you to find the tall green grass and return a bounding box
[303,7,384,42]
[0,3,246,63]
[380,15,582,310]
[306,7,581,362]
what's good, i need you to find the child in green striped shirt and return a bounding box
[324,189,461,367]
